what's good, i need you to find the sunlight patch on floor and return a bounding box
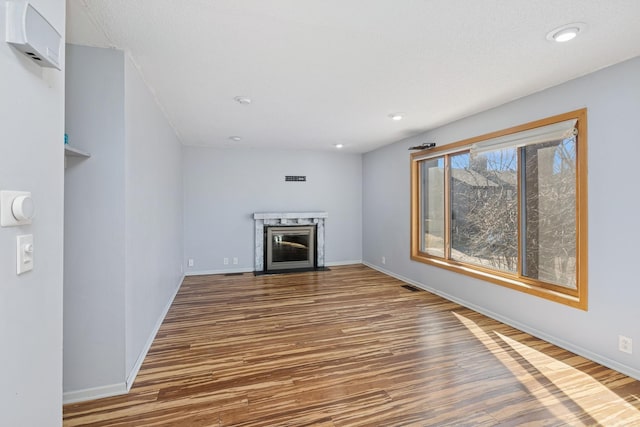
[496,330,640,425]
[453,311,640,424]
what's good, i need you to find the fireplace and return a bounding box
[253,212,327,273]
[265,225,316,271]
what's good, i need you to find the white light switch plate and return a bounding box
[17,234,34,275]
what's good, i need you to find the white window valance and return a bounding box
[470,118,577,154]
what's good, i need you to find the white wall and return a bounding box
[124,55,184,378]
[63,45,184,402]
[363,56,640,380]
[183,148,362,273]
[64,44,127,395]
[0,1,65,425]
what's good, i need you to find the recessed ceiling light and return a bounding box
[334,143,344,149]
[389,113,404,121]
[553,28,579,42]
[546,23,586,43]
[234,96,252,105]
[229,136,242,141]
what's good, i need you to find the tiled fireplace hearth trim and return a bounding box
[254,212,328,272]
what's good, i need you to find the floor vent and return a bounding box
[401,284,421,292]
[224,272,244,276]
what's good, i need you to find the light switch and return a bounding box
[17,234,34,275]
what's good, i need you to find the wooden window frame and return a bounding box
[410,109,588,309]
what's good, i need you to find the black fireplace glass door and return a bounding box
[265,225,316,271]
[271,232,310,262]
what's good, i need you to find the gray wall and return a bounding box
[0,1,65,425]
[64,45,184,401]
[363,56,640,380]
[124,56,184,377]
[183,148,362,273]
[64,45,127,395]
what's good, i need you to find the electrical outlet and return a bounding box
[223,257,229,265]
[619,335,633,354]
[233,257,238,265]
[188,258,194,267]
[381,256,386,265]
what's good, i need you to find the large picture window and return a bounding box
[410,110,587,309]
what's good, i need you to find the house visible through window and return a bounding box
[410,109,587,309]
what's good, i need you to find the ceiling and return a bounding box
[66,0,640,153]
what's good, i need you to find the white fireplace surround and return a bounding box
[254,212,328,272]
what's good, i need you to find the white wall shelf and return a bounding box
[64,145,91,158]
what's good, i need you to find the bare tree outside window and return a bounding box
[523,138,577,289]
[411,110,587,308]
[449,150,518,273]
[420,139,577,286]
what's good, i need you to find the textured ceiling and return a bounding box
[66,0,640,153]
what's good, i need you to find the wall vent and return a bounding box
[285,176,306,182]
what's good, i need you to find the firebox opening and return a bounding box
[265,225,317,272]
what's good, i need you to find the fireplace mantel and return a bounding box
[254,212,328,221]
[254,212,328,272]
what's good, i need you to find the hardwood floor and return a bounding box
[63,265,640,426]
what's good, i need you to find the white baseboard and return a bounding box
[126,275,184,390]
[186,267,254,276]
[325,260,363,267]
[363,261,640,382]
[63,382,127,405]
[185,261,362,276]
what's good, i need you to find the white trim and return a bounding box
[63,382,127,405]
[363,261,640,382]
[125,275,185,390]
[186,267,254,276]
[185,262,362,276]
[325,259,363,267]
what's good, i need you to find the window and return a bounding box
[411,110,587,309]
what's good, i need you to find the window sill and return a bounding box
[410,253,587,310]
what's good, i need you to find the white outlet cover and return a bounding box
[619,335,633,354]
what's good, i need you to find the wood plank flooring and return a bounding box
[63,265,640,426]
